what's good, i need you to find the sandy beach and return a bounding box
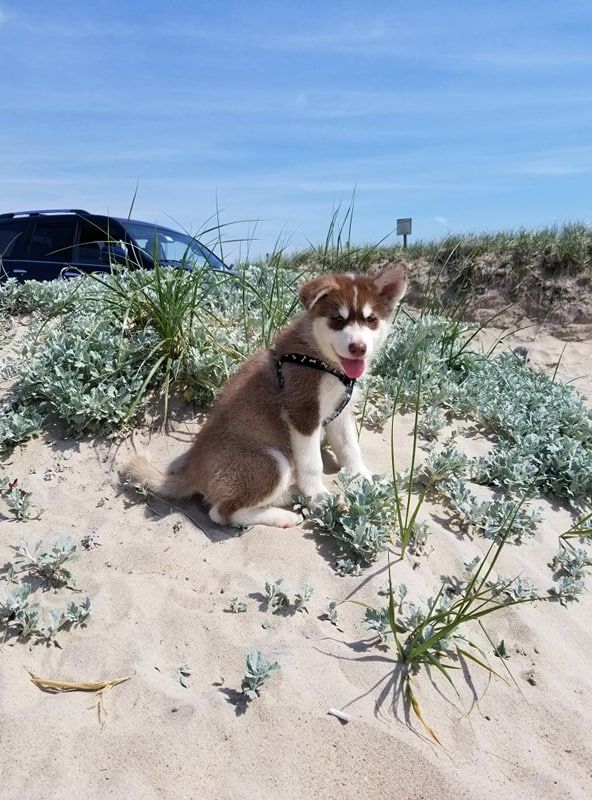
[1,314,591,800]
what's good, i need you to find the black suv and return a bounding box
[0,209,232,282]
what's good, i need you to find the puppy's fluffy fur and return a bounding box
[124,267,407,528]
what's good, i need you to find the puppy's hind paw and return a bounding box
[220,505,302,529]
[276,509,302,529]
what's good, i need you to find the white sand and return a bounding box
[1,321,591,800]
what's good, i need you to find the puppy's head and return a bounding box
[299,266,407,379]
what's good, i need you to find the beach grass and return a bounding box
[1,216,591,744]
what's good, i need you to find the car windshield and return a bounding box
[120,220,226,270]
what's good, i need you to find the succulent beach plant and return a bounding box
[240,649,280,701]
[302,470,398,574]
[12,536,78,589]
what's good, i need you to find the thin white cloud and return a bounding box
[474,48,592,69]
[517,164,587,177]
[505,145,592,178]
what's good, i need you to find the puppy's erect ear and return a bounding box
[372,265,407,310]
[299,274,340,310]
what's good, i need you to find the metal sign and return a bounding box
[396,218,412,236]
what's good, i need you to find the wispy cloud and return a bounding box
[474,48,592,69]
[516,163,588,177]
[2,1,592,257]
[505,146,592,177]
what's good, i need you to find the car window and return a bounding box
[76,219,109,264]
[121,220,226,270]
[0,219,30,258]
[28,220,75,261]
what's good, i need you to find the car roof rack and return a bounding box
[0,209,90,219]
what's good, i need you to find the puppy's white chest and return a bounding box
[318,373,350,424]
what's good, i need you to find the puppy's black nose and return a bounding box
[348,342,367,357]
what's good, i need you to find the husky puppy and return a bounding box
[124,267,407,528]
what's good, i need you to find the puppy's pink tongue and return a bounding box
[340,358,366,379]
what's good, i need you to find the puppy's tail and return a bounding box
[122,453,196,499]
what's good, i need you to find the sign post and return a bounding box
[396,217,412,249]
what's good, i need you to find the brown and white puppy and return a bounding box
[123,266,407,528]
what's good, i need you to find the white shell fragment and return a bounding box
[327,707,351,723]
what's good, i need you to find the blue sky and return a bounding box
[2,0,591,261]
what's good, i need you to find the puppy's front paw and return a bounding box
[299,480,329,504]
[356,466,373,482]
[344,464,373,483]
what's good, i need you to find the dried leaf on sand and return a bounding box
[28,671,133,727]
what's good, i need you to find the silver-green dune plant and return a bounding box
[0,582,91,644]
[227,597,248,613]
[264,579,314,612]
[548,542,592,605]
[0,257,303,443]
[34,598,92,645]
[4,277,233,437]
[373,313,592,514]
[492,573,538,602]
[0,478,42,521]
[362,606,392,645]
[1,536,91,644]
[320,600,339,626]
[12,312,152,435]
[0,584,40,638]
[240,649,280,701]
[458,351,592,506]
[294,584,314,612]
[417,405,447,441]
[0,403,43,454]
[430,467,542,544]
[301,471,398,574]
[368,312,591,592]
[0,274,82,318]
[265,578,291,612]
[377,316,486,557]
[12,536,79,589]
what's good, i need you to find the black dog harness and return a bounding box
[273,352,356,426]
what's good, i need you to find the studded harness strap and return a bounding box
[273,351,356,426]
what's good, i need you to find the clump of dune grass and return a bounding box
[373,524,543,742]
[404,223,592,278]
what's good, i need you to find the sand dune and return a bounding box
[0,320,591,800]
